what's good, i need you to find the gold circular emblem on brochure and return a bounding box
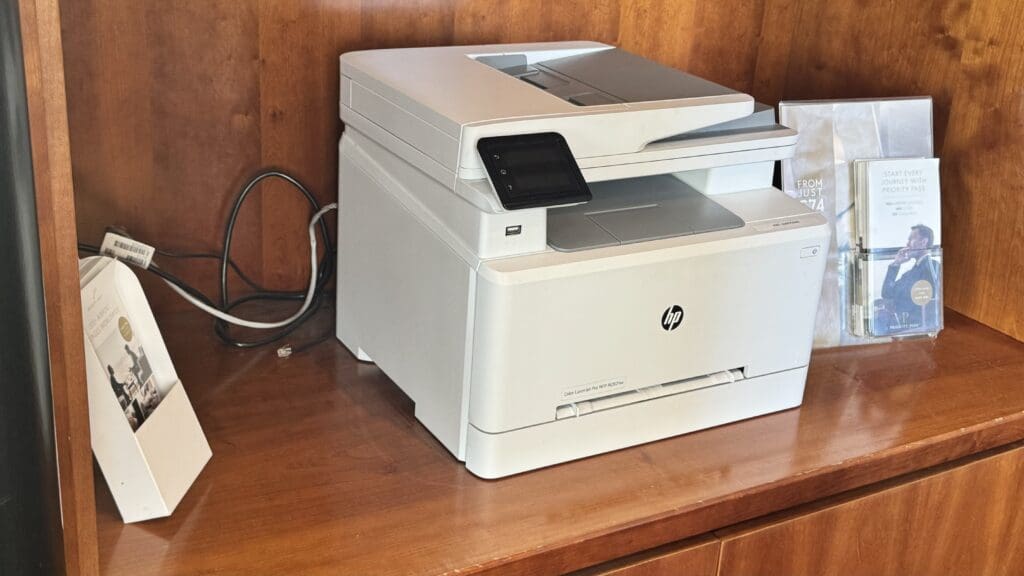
[118,317,133,341]
[910,280,934,306]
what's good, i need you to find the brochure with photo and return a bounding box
[79,256,212,523]
[854,158,941,251]
[852,248,943,337]
[849,156,943,340]
[82,267,163,431]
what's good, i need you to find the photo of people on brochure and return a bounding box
[102,333,162,431]
[84,279,164,432]
[867,224,942,337]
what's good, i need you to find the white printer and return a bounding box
[335,41,829,478]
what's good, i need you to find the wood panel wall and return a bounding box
[19,0,99,573]
[60,0,1024,341]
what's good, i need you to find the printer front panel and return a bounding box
[468,224,829,434]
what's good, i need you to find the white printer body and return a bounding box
[336,42,829,478]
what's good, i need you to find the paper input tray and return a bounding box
[547,175,744,252]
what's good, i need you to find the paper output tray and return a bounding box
[547,174,744,251]
[466,366,808,479]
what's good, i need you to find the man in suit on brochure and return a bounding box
[874,224,940,335]
[107,364,128,409]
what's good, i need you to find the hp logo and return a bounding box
[661,305,684,331]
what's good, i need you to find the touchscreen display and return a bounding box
[477,133,592,210]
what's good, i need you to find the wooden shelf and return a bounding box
[94,309,1024,575]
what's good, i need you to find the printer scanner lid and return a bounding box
[340,42,792,180]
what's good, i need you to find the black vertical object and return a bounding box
[0,0,67,574]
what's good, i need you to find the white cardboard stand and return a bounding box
[79,257,212,523]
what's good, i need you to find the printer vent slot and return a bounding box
[555,368,745,420]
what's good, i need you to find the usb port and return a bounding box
[505,225,522,236]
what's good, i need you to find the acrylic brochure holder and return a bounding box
[79,256,211,523]
[779,97,934,348]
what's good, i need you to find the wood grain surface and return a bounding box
[89,309,1024,575]
[940,1,1024,343]
[716,443,1024,575]
[570,535,720,576]
[17,0,99,573]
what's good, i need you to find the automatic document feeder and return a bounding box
[335,42,829,478]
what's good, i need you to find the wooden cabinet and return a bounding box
[571,537,720,576]
[717,445,1024,576]
[81,310,1024,576]
[576,443,1024,576]
[13,0,1024,574]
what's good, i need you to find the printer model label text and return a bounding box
[562,378,627,402]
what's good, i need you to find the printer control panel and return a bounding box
[477,132,592,211]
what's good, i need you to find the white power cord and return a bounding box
[162,203,337,329]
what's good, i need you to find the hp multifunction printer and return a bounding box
[335,42,829,478]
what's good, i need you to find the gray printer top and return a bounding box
[547,175,746,252]
[479,48,740,107]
